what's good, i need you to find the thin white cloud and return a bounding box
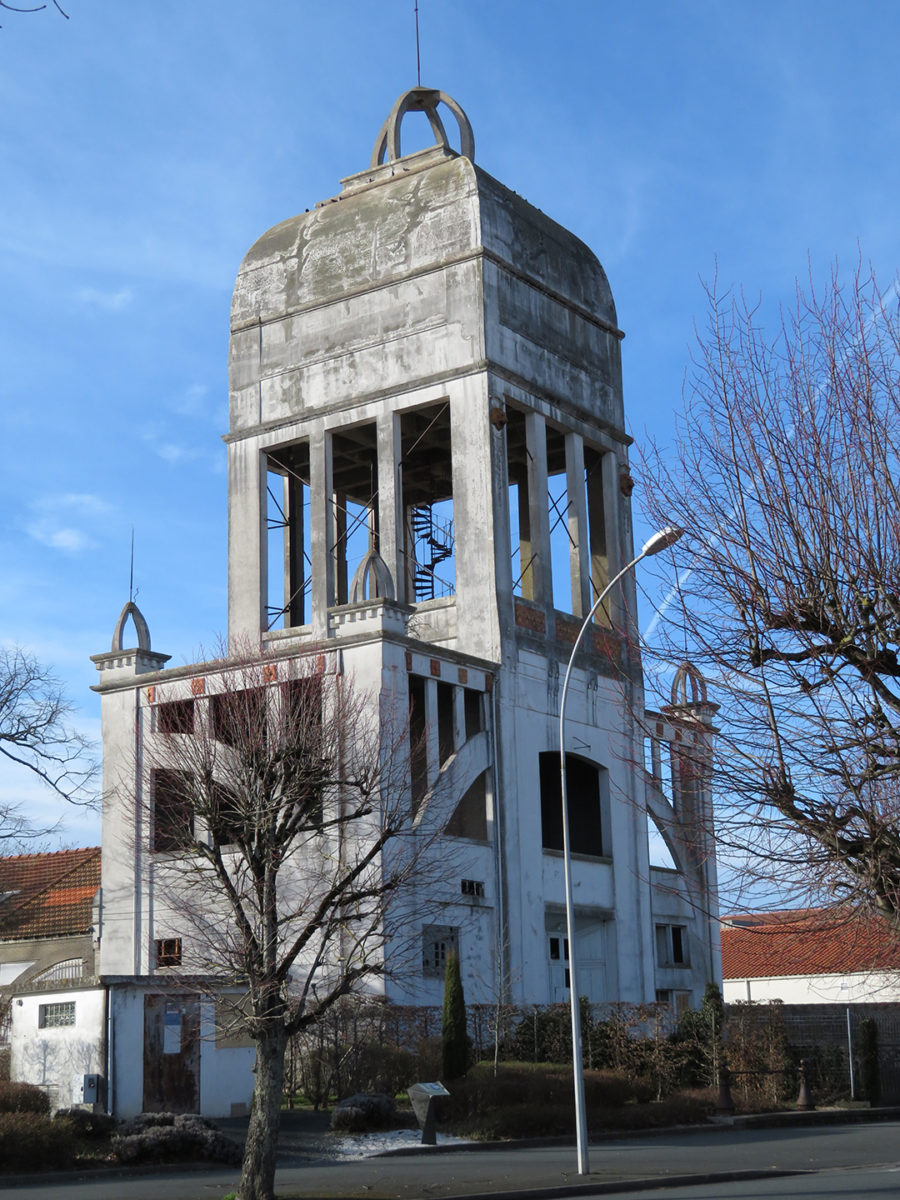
[74,286,134,312]
[166,382,211,418]
[24,492,114,554]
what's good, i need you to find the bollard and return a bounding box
[716,1064,735,1116]
[796,1059,815,1111]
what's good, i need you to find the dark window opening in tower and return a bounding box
[437,680,454,766]
[545,424,573,614]
[400,403,454,603]
[408,674,427,813]
[464,687,484,738]
[265,442,310,630]
[505,407,533,601]
[445,769,488,841]
[584,447,610,623]
[331,424,378,605]
[539,751,606,858]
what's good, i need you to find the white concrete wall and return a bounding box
[11,987,105,1108]
[723,971,900,1005]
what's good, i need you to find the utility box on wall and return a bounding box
[82,1073,104,1105]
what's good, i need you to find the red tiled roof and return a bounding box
[0,848,100,942]
[721,909,900,979]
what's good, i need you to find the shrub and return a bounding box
[112,1113,241,1165]
[54,1107,117,1138]
[330,1092,397,1132]
[0,1081,50,1114]
[442,951,468,1080]
[859,1018,880,1105]
[0,1112,76,1169]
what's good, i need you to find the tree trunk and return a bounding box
[239,1023,287,1200]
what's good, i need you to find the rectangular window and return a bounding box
[401,403,454,602]
[155,937,182,967]
[460,878,484,897]
[211,688,265,748]
[266,442,311,630]
[152,769,194,852]
[331,424,378,605]
[539,752,605,857]
[157,698,195,735]
[38,1001,75,1028]
[409,675,427,812]
[422,924,459,977]
[656,924,689,967]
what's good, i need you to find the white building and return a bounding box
[87,87,721,1116]
[722,910,900,1005]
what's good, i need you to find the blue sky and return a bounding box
[2,0,898,847]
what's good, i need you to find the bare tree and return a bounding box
[144,651,450,1200]
[641,261,900,927]
[0,645,95,849]
[0,0,68,27]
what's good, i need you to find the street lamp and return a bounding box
[559,525,684,1175]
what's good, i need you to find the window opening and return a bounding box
[656,924,688,966]
[158,698,194,735]
[584,447,610,620]
[408,675,427,812]
[437,681,454,765]
[280,677,325,827]
[211,688,266,748]
[422,924,459,977]
[548,935,569,961]
[506,407,534,600]
[401,404,454,601]
[39,1002,75,1028]
[152,769,194,852]
[647,812,678,869]
[460,878,484,897]
[155,937,183,967]
[331,424,378,605]
[464,688,484,738]
[545,425,575,613]
[266,442,311,630]
[539,751,605,857]
[446,770,488,840]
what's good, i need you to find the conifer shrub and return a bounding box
[442,950,468,1080]
[0,1081,49,1114]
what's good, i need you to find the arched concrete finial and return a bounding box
[111,600,152,653]
[670,660,708,708]
[349,549,396,604]
[370,87,475,169]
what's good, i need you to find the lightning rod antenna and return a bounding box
[129,528,135,603]
[414,0,421,86]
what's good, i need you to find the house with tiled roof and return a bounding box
[721,909,900,1004]
[0,847,101,996]
[0,848,102,1102]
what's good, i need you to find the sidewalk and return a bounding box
[2,1110,899,1200]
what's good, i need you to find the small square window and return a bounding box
[155,937,182,967]
[38,1001,75,1028]
[655,924,689,967]
[460,878,484,897]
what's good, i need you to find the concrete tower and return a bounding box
[223,87,716,1009]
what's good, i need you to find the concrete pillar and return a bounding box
[565,432,590,617]
[309,425,334,635]
[377,411,404,604]
[227,441,267,644]
[524,411,551,609]
[424,678,440,788]
[601,451,623,626]
[284,473,305,627]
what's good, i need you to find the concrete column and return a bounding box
[524,411,550,609]
[565,432,591,617]
[453,685,466,751]
[309,425,334,636]
[601,451,623,626]
[227,441,267,644]
[377,411,404,603]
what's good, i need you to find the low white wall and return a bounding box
[723,971,900,1004]
[10,987,105,1109]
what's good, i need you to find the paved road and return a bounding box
[600,1163,900,1199]
[2,1121,898,1200]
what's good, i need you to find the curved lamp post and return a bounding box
[559,525,684,1175]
